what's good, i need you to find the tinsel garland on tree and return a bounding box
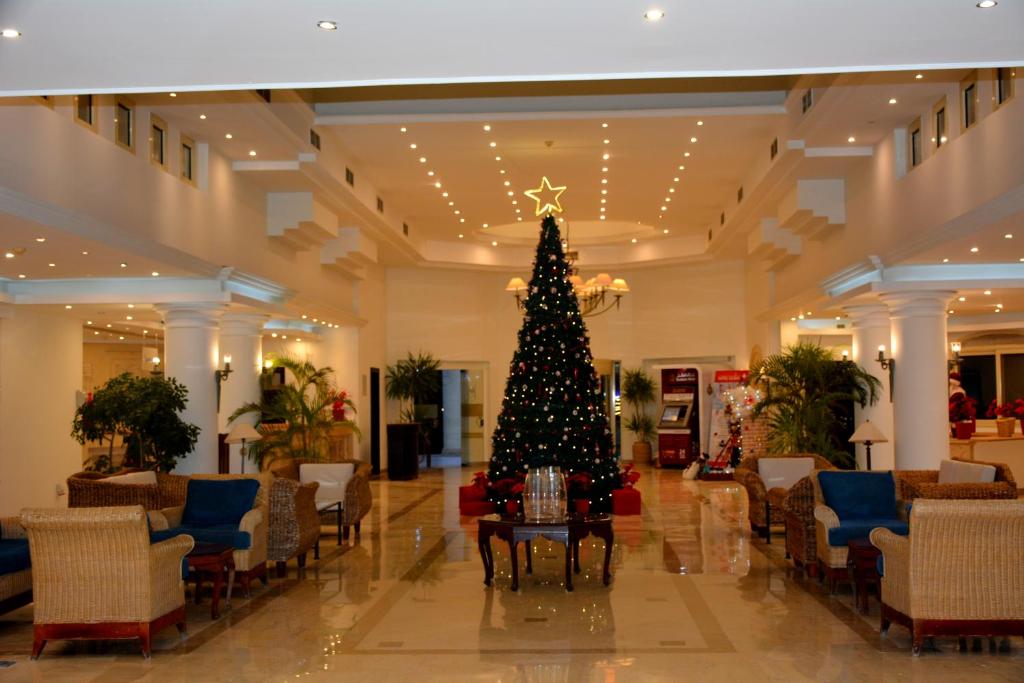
[488,214,619,509]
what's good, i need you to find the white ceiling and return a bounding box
[0,1,1021,96]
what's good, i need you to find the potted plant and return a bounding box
[71,373,199,473]
[567,472,593,513]
[983,398,1018,437]
[622,368,657,465]
[229,356,359,470]
[384,351,440,480]
[750,343,881,469]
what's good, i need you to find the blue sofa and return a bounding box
[0,517,33,615]
[812,470,909,591]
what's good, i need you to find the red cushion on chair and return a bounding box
[459,484,487,503]
[612,487,641,515]
[459,500,496,516]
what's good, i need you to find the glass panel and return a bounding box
[181,143,193,180]
[1001,354,1024,403]
[151,125,165,164]
[115,104,132,147]
[76,95,92,124]
[460,369,486,465]
[997,68,1012,105]
[963,84,976,127]
[959,355,996,409]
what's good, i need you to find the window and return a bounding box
[933,99,947,149]
[74,94,95,128]
[180,135,196,185]
[345,167,355,186]
[996,67,1015,106]
[961,73,977,130]
[960,354,996,410]
[376,197,384,213]
[908,117,923,168]
[769,137,778,160]
[801,90,813,114]
[114,97,135,152]
[150,115,167,168]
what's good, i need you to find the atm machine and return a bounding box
[657,368,701,467]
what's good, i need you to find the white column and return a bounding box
[845,304,894,470]
[158,303,225,474]
[219,312,268,473]
[880,291,956,471]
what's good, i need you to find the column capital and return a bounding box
[879,290,956,318]
[220,312,270,337]
[156,303,227,329]
[843,303,890,328]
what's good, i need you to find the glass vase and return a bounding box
[522,466,567,521]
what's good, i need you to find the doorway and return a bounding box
[426,362,489,467]
[370,367,381,475]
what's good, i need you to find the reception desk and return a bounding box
[950,434,1024,485]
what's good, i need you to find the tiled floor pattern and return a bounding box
[0,466,1021,681]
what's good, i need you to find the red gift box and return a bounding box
[612,487,641,516]
[459,484,487,503]
[460,500,496,516]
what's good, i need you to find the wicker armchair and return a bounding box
[0,517,32,616]
[894,459,1017,501]
[734,453,832,542]
[871,499,1024,655]
[269,458,372,541]
[149,473,269,595]
[20,506,193,659]
[268,478,321,578]
[67,470,189,510]
[783,476,823,577]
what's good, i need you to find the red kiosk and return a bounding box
[656,368,701,468]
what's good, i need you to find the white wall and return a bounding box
[0,307,84,516]
[385,259,748,462]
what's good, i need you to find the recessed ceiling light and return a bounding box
[482,223,489,228]
[601,122,609,128]
[442,191,449,197]
[599,215,606,221]
[48,262,55,267]
[631,238,638,244]
[35,237,45,242]
[661,206,667,211]
[17,274,25,279]
[643,9,665,22]
[458,233,464,239]
[106,324,112,328]
[126,315,133,320]
[948,310,955,315]
[81,251,88,255]
[120,262,127,268]
[683,152,690,157]
[602,167,608,172]
[489,141,497,148]
[673,177,680,182]
[499,169,506,174]
[690,137,697,143]
[959,296,967,302]
[601,179,608,184]
[483,124,491,131]
[119,336,125,340]
[888,98,898,105]
[400,127,407,133]
[199,114,207,120]
[847,136,856,143]
[984,290,992,295]
[669,188,675,193]
[976,1,997,8]
[942,258,949,263]
[1,29,22,39]
[504,180,511,186]
[435,182,442,188]
[316,20,339,30]
[3,252,13,259]
[248,150,256,157]
[491,241,498,247]
[602,153,610,160]
[915,73,924,80]
[151,271,159,277]
[603,139,610,144]
[427,171,434,176]
[65,305,72,310]
[128,304,134,308]
[409,143,417,149]
[419,157,426,163]
[225,133,233,139]
[169,93,177,98]
[663,229,669,234]
[1005,233,1014,239]
[970,246,979,253]
[601,189,608,195]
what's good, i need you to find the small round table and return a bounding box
[186,542,235,619]
[477,513,613,592]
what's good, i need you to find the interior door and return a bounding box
[460,369,485,464]
[370,367,381,475]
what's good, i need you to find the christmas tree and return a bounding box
[489,211,619,509]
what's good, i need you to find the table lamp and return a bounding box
[225,422,262,473]
[849,420,888,471]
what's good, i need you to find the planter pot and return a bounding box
[954,421,976,440]
[996,418,1016,438]
[386,423,420,480]
[573,499,591,514]
[632,441,652,465]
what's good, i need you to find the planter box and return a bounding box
[612,487,641,515]
[460,500,496,516]
[387,423,420,480]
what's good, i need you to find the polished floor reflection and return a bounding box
[0,466,1021,681]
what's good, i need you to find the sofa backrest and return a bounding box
[817,470,897,520]
[182,478,261,526]
[758,457,816,491]
[104,470,158,486]
[938,459,996,484]
[300,463,354,506]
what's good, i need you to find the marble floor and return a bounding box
[0,465,1021,682]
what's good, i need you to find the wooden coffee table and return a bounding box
[847,537,881,614]
[477,513,613,592]
[187,542,235,619]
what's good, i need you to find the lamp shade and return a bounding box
[505,277,528,292]
[849,420,888,444]
[225,422,262,444]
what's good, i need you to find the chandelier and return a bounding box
[505,245,629,318]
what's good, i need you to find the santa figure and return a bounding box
[949,372,966,399]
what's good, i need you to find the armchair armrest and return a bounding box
[869,527,911,615]
[0,516,26,540]
[239,507,263,534]
[158,505,184,528]
[148,533,194,620]
[733,468,768,504]
[813,504,840,530]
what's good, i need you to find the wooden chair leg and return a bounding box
[343,525,351,541]
[241,575,251,598]
[139,623,152,659]
[176,620,187,636]
[297,552,307,568]
[276,561,287,579]
[314,539,320,560]
[354,522,361,536]
[30,628,46,660]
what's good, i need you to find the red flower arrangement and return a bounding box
[948,393,977,423]
[619,463,641,488]
[986,398,1024,419]
[330,390,350,421]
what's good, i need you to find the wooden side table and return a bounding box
[187,543,235,619]
[846,538,881,614]
[477,514,613,592]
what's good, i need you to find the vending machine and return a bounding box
[657,368,701,467]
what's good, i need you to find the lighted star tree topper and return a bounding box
[488,177,619,509]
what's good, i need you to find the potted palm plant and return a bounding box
[229,356,358,470]
[622,367,658,465]
[384,351,440,480]
[750,343,880,469]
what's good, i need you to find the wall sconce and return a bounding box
[876,345,894,402]
[262,357,274,373]
[840,350,850,361]
[215,354,232,410]
[150,355,162,377]
[948,341,962,372]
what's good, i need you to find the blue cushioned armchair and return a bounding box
[812,470,908,592]
[149,474,270,595]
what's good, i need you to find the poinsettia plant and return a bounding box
[985,398,1024,419]
[948,393,978,422]
[619,463,641,488]
[566,472,593,500]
